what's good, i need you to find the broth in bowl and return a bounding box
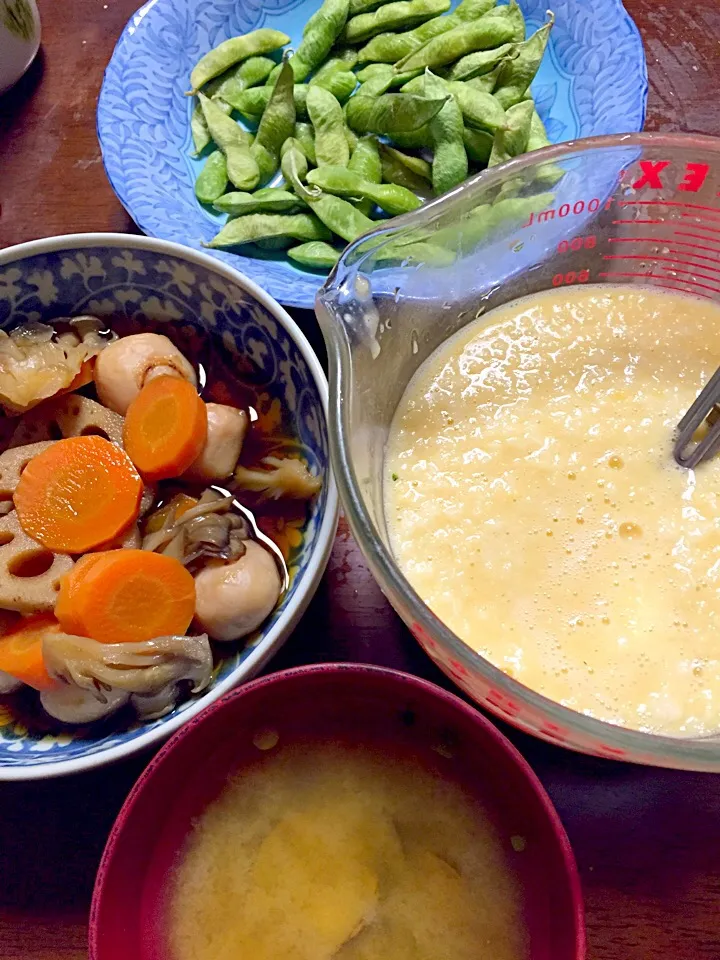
[168,741,528,960]
[386,287,720,737]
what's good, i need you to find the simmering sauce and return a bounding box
[386,287,720,736]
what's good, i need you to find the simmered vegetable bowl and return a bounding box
[189,0,556,269]
[0,319,321,727]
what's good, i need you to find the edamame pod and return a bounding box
[348,135,382,216]
[396,2,524,72]
[488,98,533,167]
[310,52,359,85]
[306,85,351,168]
[250,59,297,183]
[293,122,317,164]
[194,150,228,203]
[345,92,448,136]
[378,143,434,199]
[401,75,506,133]
[445,43,517,82]
[462,125,493,164]
[288,241,343,269]
[198,93,259,190]
[493,14,554,109]
[213,187,306,215]
[274,0,350,83]
[424,70,467,195]
[189,29,290,93]
[343,0,450,45]
[207,212,331,248]
[307,165,422,215]
[357,0,496,63]
[235,72,356,120]
[211,56,276,110]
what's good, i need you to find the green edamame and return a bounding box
[189,29,290,93]
[281,138,316,196]
[306,85,350,168]
[423,70,467,195]
[305,192,376,242]
[194,150,229,203]
[401,75,506,133]
[348,0,385,15]
[396,1,524,72]
[293,122,317,164]
[348,135,382,216]
[207,212,331,248]
[235,72,356,121]
[210,56,276,110]
[288,241,342,269]
[250,59,296,184]
[493,14,554,109]
[281,0,350,83]
[310,51,358,85]
[526,109,564,186]
[198,93,259,190]
[488,98,533,167]
[191,97,231,156]
[378,143,433,199]
[355,62,421,88]
[462,125,493,163]
[307,165,421,215]
[213,187,306,215]
[357,0,495,64]
[345,92,448,136]
[445,43,517,82]
[343,0,450,45]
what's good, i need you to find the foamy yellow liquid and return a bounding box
[386,287,720,737]
[168,743,527,960]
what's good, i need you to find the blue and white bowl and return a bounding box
[0,234,338,780]
[97,0,648,309]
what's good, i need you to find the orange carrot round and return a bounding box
[123,375,207,482]
[14,436,143,554]
[65,549,196,644]
[0,614,61,691]
[55,553,110,635]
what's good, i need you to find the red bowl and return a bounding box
[90,664,585,960]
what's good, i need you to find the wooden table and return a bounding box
[2,1,720,956]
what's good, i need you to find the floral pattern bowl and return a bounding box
[0,233,338,780]
[97,0,648,309]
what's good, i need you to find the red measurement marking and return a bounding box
[599,271,716,299]
[602,253,720,276]
[681,211,720,224]
[659,269,720,294]
[608,236,720,259]
[648,283,713,300]
[611,219,665,225]
[619,200,720,214]
[675,230,720,245]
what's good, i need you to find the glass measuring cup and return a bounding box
[316,132,720,771]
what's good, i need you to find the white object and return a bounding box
[0,0,40,95]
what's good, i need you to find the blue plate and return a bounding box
[97,0,648,309]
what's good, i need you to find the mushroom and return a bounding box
[0,670,21,695]
[234,455,322,500]
[94,333,197,415]
[142,490,250,568]
[42,631,213,722]
[40,684,129,724]
[184,404,249,482]
[193,540,282,641]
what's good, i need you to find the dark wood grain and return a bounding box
[2,1,720,957]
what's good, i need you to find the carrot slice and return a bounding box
[59,359,95,396]
[0,613,61,691]
[14,436,143,553]
[66,549,196,644]
[55,553,110,635]
[123,376,207,482]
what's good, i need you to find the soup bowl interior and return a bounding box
[0,234,336,778]
[316,132,720,771]
[90,664,584,960]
